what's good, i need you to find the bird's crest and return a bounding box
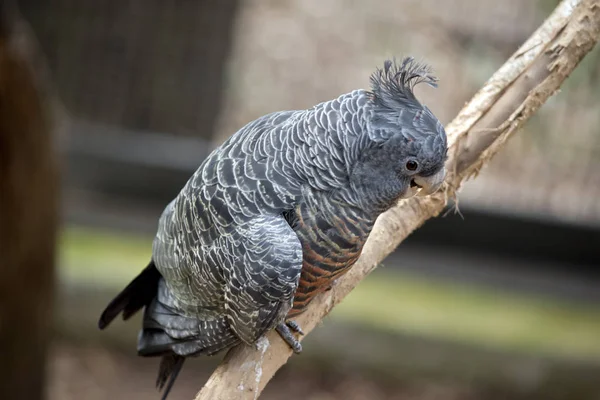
[368,57,438,110]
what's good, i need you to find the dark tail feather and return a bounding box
[98,260,161,329]
[157,354,186,400]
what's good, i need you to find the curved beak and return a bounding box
[412,167,446,197]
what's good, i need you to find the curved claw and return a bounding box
[286,320,304,335]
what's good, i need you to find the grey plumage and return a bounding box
[99,57,448,399]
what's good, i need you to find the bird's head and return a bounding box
[350,57,448,213]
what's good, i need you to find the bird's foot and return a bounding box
[276,321,303,353]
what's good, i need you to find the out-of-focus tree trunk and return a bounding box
[0,2,58,399]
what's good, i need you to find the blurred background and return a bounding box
[5,0,600,399]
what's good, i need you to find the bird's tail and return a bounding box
[137,300,240,399]
[98,260,239,399]
[157,354,186,400]
[98,260,161,329]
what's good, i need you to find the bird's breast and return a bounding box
[288,201,374,317]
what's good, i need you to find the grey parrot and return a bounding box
[98,57,448,399]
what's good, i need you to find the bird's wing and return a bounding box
[222,214,303,345]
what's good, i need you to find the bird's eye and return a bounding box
[406,160,418,171]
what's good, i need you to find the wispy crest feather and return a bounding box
[369,57,438,110]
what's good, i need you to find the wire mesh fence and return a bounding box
[19,0,600,227]
[20,0,240,138]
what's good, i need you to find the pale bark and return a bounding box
[195,0,600,399]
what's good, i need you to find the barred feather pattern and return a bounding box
[151,89,378,354]
[287,191,375,316]
[146,58,447,357]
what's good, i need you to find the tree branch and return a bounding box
[195,0,600,398]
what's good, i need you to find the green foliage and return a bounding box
[59,226,153,286]
[334,271,600,361]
